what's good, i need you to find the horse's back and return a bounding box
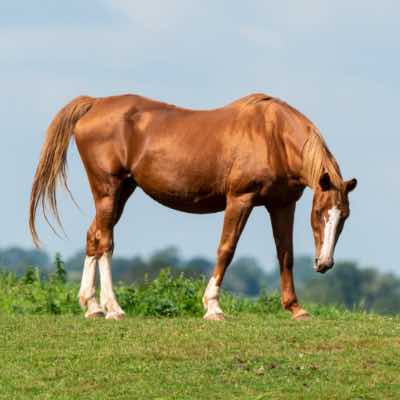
[73,93,283,212]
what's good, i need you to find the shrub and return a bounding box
[0,266,285,317]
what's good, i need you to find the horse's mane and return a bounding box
[228,93,272,108]
[302,129,343,190]
[230,94,343,190]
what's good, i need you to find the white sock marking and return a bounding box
[79,256,97,307]
[98,253,124,315]
[203,277,223,316]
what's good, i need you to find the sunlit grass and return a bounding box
[1,314,399,399]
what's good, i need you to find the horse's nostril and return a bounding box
[326,260,334,269]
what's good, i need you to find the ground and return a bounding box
[0,314,399,399]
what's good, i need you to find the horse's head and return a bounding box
[311,173,357,273]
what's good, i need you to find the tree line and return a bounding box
[0,246,399,315]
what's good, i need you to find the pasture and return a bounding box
[0,270,399,399]
[1,314,399,399]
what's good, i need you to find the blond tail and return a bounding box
[29,96,95,247]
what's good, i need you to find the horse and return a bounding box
[29,92,357,321]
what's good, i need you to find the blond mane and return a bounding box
[302,129,343,190]
[228,93,272,108]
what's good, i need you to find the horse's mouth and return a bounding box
[314,258,334,274]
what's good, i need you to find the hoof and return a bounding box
[292,310,310,321]
[85,309,105,319]
[105,311,125,320]
[203,312,225,321]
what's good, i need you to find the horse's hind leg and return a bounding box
[98,178,136,320]
[79,219,104,318]
[80,176,136,320]
[203,194,253,320]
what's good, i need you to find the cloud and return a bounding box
[104,0,202,32]
[252,0,399,30]
[239,27,283,48]
[0,0,112,28]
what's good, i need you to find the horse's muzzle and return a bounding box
[314,257,334,274]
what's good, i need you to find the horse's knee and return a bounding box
[86,225,113,258]
[92,197,117,257]
[95,231,114,258]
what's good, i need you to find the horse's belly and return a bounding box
[140,187,227,213]
[132,160,226,213]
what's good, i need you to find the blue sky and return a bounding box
[1,1,399,273]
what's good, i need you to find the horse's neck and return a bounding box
[277,125,311,187]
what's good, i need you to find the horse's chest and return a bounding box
[262,183,305,207]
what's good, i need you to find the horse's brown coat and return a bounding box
[30,92,356,320]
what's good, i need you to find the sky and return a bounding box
[1,1,399,273]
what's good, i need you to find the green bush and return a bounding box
[1,256,369,319]
[0,263,286,317]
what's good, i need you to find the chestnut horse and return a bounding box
[29,93,357,320]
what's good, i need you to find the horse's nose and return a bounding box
[314,258,334,273]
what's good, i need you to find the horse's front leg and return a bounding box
[203,194,253,320]
[268,203,310,320]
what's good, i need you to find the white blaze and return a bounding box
[319,206,341,262]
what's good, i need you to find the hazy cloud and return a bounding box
[239,27,283,48]
[105,0,203,32]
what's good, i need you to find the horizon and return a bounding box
[0,243,391,277]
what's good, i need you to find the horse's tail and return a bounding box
[29,96,96,247]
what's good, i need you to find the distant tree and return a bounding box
[223,256,268,297]
[0,247,50,276]
[148,246,181,269]
[64,250,86,281]
[113,256,147,282]
[183,257,213,277]
[260,255,315,292]
[65,250,86,272]
[300,261,400,315]
[66,246,183,284]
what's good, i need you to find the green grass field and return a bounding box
[1,313,399,400]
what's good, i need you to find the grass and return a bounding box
[1,268,399,399]
[1,313,399,400]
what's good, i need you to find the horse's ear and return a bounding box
[319,172,331,191]
[345,178,357,193]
